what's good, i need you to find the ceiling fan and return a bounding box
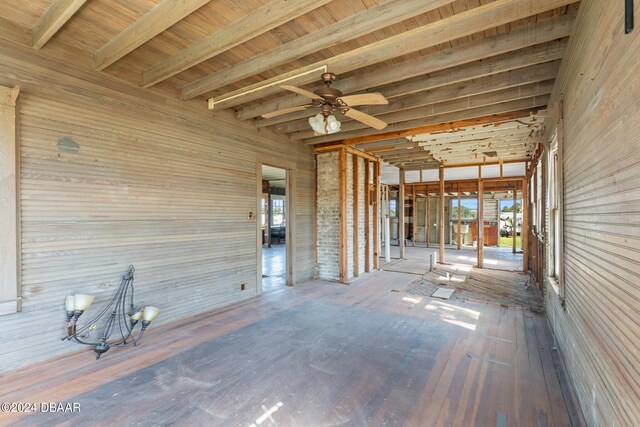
[261,72,389,134]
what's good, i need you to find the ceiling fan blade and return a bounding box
[344,108,387,130]
[261,104,312,119]
[339,92,388,107]
[281,85,323,100]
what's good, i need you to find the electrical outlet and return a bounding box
[240,283,246,291]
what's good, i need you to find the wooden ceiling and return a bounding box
[0,0,581,168]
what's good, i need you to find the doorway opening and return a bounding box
[260,165,287,291]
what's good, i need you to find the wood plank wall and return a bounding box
[543,1,640,425]
[0,37,315,373]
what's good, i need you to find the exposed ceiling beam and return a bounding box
[417,129,544,146]
[254,39,567,127]
[307,98,549,145]
[179,0,455,100]
[231,9,575,120]
[142,0,331,88]
[362,142,419,153]
[397,158,528,171]
[274,62,559,134]
[338,110,543,147]
[31,0,87,49]
[297,82,553,141]
[410,120,541,142]
[94,0,211,70]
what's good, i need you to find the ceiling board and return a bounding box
[0,0,582,168]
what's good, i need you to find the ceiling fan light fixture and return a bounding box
[326,115,341,134]
[308,113,341,135]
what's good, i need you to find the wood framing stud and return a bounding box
[364,159,371,273]
[399,169,405,260]
[353,157,359,277]
[477,165,484,268]
[439,164,445,263]
[339,148,348,283]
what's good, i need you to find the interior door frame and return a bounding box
[256,159,296,294]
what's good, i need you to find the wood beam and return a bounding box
[315,144,379,163]
[276,62,559,135]
[412,185,416,247]
[31,0,87,49]
[399,169,405,259]
[457,183,462,250]
[341,110,542,146]
[477,165,484,268]
[353,156,359,277]
[373,161,380,269]
[522,177,529,272]
[513,184,518,253]
[142,0,330,88]
[308,97,549,146]
[339,147,348,284]
[94,0,211,70]
[415,126,544,146]
[299,83,552,142]
[439,164,445,263]
[426,185,430,248]
[364,159,371,273]
[239,12,574,119]
[261,46,564,128]
[214,1,575,110]
[180,0,453,100]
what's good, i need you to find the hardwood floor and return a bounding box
[0,270,581,426]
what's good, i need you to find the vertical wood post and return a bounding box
[398,168,405,260]
[353,156,359,277]
[338,148,348,283]
[513,184,517,253]
[412,185,416,247]
[364,159,370,273]
[266,192,272,248]
[477,165,484,268]
[457,182,461,250]
[286,169,296,286]
[426,185,430,248]
[439,164,445,263]
[523,177,529,272]
[373,160,380,269]
[424,186,428,246]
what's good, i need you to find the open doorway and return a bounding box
[482,181,523,271]
[260,165,287,291]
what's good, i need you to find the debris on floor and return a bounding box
[432,287,455,299]
[407,264,543,311]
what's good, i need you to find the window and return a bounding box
[272,198,285,226]
[450,198,478,220]
[548,134,561,280]
[389,199,397,217]
[535,162,542,234]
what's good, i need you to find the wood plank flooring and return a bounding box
[0,270,581,426]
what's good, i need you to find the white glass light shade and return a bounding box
[309,113,327,134]
[74,294,95,311]
[326,115,341,134]
[130,310,143,321]
[142,306,160,322]
[65,295,76,311]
